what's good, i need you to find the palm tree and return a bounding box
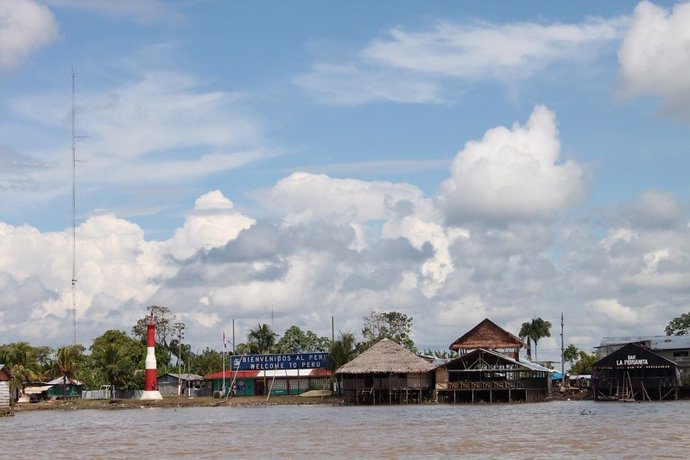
[520,318,552,361]
[0,342,46,399]
[52,345,84,400]
[94,343,131,400]
[519,322,534,360]
[530,318,551,360]
[234,343,252,356]
[328,332,357,394]
[8,364,41,401]
[247,324,278,354]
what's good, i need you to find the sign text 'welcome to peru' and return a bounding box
[231,353,329,371]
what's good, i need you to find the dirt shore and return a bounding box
[13,395,344,412]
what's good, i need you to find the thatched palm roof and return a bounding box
[335,339,435,374]
[449,318,524,351]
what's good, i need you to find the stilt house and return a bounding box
[335,339,436,405]
[437,318,550,403]
[592,342,679,401]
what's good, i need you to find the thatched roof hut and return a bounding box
[335,339,436,375]
[335,340,436,404]
[448,318,523,356]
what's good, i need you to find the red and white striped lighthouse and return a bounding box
[140,312,162,400]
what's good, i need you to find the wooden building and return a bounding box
[335,339,435,405]
[157,373,207,396]
[449,318,523,359]
[592,342,679,401]
[436,348,550,403]
[437,318,550,403]
[0,364,12,416]
[597,335,690,379]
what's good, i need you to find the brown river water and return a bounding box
[3,400,689,459]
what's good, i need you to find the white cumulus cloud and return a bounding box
[438,105,585,223]
[156,190,255,260]
[256,172,427,224]
[586,298,639,325]
[0,0,59,71]
[617,1,690,121]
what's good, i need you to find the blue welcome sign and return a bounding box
[231,353,329,371]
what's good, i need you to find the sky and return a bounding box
[1,0,690,365]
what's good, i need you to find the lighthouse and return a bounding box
[140,313,163,400]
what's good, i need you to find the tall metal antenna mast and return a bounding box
[71,69,77,346]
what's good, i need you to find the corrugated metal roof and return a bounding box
[204,370,258,380]
[257,369,330,378]
[443,348,550,373]
[593,342,679,369]
[478,348,551,372]
[24,385,53,394]
[599,335,690,350]
[163,373,205,381]
[46,376,83,385]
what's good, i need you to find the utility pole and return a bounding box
[560,312,565,383]
[176,322,185,403]
[222,331,226,398]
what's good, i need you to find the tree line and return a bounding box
[5,307,686,395]
[0,307,418,396]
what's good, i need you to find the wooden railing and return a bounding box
[437,380,524,390]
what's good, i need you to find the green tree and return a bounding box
[97,343,131,399]
[422,349,458,360]
[234,342,252,355]
[665,312,690,336]
[0,342,50,372]
[90,330,145,393]
[131,305,179,348]
[247,324,278,354]
[570,350,598,375]
[7,365,37,399]
[0,342,50,395]
[519,318,552,361]
[519,322,533,360]
[276,325,330,353]
[563,344,579,369]
[328,332,357,394]
[51,345,85,399]
[361,311,416,352]
[191,347,224,376]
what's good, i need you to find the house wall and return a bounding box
[407,373,434,389]
[46,385,82,398]
[211,377,330,396]
[210,377,257,396]
[435,368,450,390]
[0,381,10,410]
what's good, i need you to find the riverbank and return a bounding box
[13,394,344,411]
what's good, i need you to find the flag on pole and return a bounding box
[223,330,226,349]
